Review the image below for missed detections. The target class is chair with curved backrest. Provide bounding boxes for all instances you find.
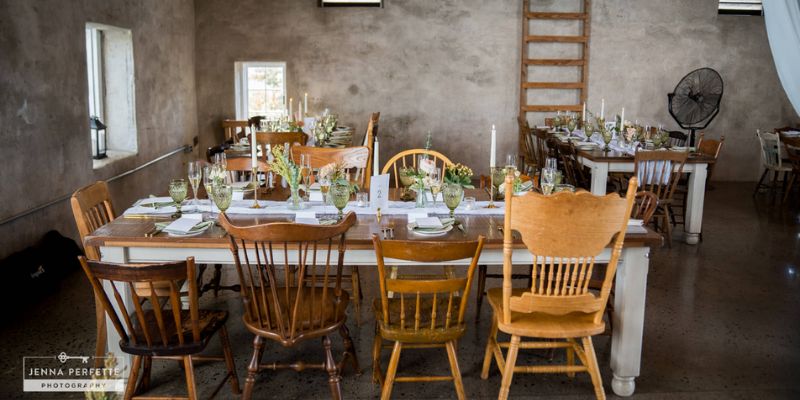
[362,112,380,180]
[481,172,637,400]
[291,146,370,187]
[381,149,453,187]
[223,119,249,143]
[780,134,800,203]
[255,131,308,158]
[218,212,359,400]
[70,181,116,367]
[371,236,485,400]
[79,256,240,400]
[754,130,792,198]
[668,130,688,147]
[633,150,688,247]
[696,132,725,182]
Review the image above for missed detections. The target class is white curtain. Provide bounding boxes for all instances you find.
[763,0,800,117]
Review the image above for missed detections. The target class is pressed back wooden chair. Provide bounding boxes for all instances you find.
[371,236,485,400]
[362,112,380,179]
[780,134,800,203]
[633,150,688,247]
[218,212,359,400]
[79,256,240,400]
[222,119,249,143]
[481,172,637,400]
[381,149,453,187]
[70,181,116,366]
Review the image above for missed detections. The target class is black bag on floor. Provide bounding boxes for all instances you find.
[1,230,82,302]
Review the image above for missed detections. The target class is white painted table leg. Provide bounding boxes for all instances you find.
[684,164,707,245]
[610,247,650,397]
[590,162,610,195]
[99,246,133,375]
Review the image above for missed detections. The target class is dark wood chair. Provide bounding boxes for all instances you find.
[371,236,485,400]
[633,150,688,247]
[558,141,589,189]
[218,212,359,400]
[780,134,800,203]
[222,119,249,143]
[668,130,688,147]
[79,256,240,400]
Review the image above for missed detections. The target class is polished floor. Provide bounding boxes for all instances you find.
[2,182,798,399]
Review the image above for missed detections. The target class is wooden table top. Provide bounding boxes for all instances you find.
[86,188,664,251]
[576,148,716,164]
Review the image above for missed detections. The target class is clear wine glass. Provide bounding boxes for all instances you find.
[213,152,227,168]
[168,179,188,217]
[541,169,556,195]
[319,176,331,207]
[429,168,442,208]
[187,161,202,205]
[300,156,312,200]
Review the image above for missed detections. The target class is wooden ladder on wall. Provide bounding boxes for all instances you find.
[519,0,591,135]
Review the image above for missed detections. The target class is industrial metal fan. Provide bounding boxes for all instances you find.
[668,67,723,145]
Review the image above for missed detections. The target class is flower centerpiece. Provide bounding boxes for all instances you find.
[314,113,338,146]
[268,144,303,209]
[444,163,475,189]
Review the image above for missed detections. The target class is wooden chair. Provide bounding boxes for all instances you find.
[480,172,637,400]
[519,116,537,174]
[533,128,552,171]
[633,150,688,247]
[371,236,485,400]
[780,134,800,203]
[671,132,725,227]
[362,112,380,180]
[754,130,792,198]
[668,130,688,147]
[633,190,659,225]
[79,256,240,400]
[291,146,370,187]
[255,131,308,159]
[222,119,249,143]
[558,141,589,189]
[218,212,359,400]
[381,149,453,187]
[70,181,116,367]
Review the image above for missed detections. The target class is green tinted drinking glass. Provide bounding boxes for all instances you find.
[168,179,188,217]
[330,183,351,218]
[443,183,464,218]
[212,184,233,214]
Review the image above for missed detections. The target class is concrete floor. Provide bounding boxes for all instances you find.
[2,182,799,399]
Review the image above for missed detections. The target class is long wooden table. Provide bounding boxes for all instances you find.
[576,148,715,245]
[86,189,662,397]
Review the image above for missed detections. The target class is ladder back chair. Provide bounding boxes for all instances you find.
[780,134,800,203]
[71,181,116,366]
[371,236,485,400]
[381,149,453,188]
[481,171,637,400]
[79,256,240,400]
[222,119,249,143]
[218,212,359,400]
[362,112,380,180]
[632,150,688,247]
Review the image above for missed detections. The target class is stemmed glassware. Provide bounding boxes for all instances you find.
[319,176,331,207]
[429,168,442,208]
[300,155,312,201]
[541,169,556,195]
[443,183,463,218]
[211,184,232,216]
[213,152,227,168]
[168,179,188,217]
[187,161,202,205]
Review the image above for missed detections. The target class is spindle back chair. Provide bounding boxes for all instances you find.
[79,256,239,400]
[780,134,800,203]
[633,150,688,246]
[218,212,359,400]
[481,171,637,400]
[363,112,380,180]
[371,237,485,400]
[223,119,249,143]
[381,149,453,188]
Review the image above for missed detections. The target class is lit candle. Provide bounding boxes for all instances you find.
[289,98,293,121]
[304,92,308,115]
[600,99,605,119]
[250,126,257,169]
[490,125,496,168]
[373,137,380,176]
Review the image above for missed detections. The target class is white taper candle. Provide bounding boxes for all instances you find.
[490,125,497,168]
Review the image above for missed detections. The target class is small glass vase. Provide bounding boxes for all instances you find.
[414,184,427,208]
[287,185,303,210]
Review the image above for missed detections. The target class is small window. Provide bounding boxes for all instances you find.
[718,0,763,15]
[235,62,287,120]
[85,23,137,165]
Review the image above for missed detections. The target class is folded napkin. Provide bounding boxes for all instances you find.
[570,129,587,139]
[409,217,455,231]
[138,196,175,208]
[157,214,210,235]
[498,180,533,194]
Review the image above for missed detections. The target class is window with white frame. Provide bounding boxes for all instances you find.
[235,62,287,120]
[86,27,104,125]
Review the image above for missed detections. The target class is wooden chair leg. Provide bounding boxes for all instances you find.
[581,337,606,400]
[475,265,487,322]
[380,341,402,400]
[372,325,384,385]
[323,335,343,400]
[242,335,263,400]
[219,325,241,394]
[93,294,107,369]
[351,266,361,324]
[339,324,360,374]
[663,208,673,248]
[498,335,521,400]
[753,169,768,196]
[445,340,466,400]
[481,315,498,379]
[183,355,198,400]
[139,356,152,392]
[566,344,575,378]
[123,355,142,400]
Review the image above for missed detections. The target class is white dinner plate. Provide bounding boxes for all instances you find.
[407,224,454,236]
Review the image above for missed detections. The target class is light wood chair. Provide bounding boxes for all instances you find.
[480,171,638,400]
[780,134,800,203]
[363,112,380,180]
[70,181,115,367]
[218,212,359,400]
[79,256,240,400]
[255,131,308,158]
[371,236,485,400]
[381,149,453,187]
[222,119,249,143]
[633,150,688,247]
[754,130,792,198]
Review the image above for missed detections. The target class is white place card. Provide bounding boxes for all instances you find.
[415,217,443,229]
[407,212,428,223]
[232,191,245,201]
[369,174,390,211]
[309,191,324,202]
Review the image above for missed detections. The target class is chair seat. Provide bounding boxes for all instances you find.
[243,286,349,342]
[120,309,227,356]
[487,288,604,339]
[373,297,466,343]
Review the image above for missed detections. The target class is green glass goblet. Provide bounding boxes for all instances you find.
[211,184,233,217]
[330,183,351,219]
[443,183,464,218]
[168,179,188,218]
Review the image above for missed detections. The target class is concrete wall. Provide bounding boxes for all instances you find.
[195,0,798,182]
[0,0,198,259]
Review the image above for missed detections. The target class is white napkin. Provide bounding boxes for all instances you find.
[628,219,643,226]
[415,217,443,229]
[295,211,318,225]
[163,214,203,234]
[407,212,428,223]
